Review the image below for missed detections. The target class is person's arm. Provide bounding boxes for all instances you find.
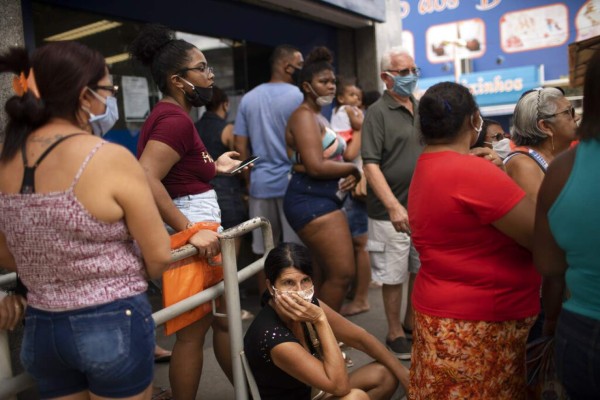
[270,293,351,396]
[221,123,235,150]
[469,147,505,171]
[0,292,26,331]
[322,301,409,390]
[233,135,251,189]
[289,108,360,181]
[346,106,364,132]
[108,145,172,279]
[0,232,16,271]
[533,149,575,335]
[343,129,361,161]
[363,163,409,233]
[138,140,190,232]
[505,155,545,202]
[491,196,535,250]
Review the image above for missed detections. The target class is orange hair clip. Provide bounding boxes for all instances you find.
[12,72,28,97]
[12,69,40,99]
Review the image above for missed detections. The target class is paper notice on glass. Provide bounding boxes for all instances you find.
[122,76,150,120]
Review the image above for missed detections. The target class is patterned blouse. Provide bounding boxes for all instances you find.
[0,142,148,310]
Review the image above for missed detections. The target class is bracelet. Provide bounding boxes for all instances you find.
[185,222,195,229]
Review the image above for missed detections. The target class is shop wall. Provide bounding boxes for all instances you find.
[0,0,25,135]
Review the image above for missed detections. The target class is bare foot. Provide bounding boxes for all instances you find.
[340,302,370,317]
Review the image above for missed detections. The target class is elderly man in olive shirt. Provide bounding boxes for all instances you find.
[361,47,423,360]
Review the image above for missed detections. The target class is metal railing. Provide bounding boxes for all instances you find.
[0,216,273,400]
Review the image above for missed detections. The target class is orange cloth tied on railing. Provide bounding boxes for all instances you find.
[163,221,223,336]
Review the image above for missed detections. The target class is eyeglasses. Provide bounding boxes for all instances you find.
[177,65,214,76]
[386,67,421,77]
[541,106,576,120]
[90,84,119,96]
[488,133,504,141]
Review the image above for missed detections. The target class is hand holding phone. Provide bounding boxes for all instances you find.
[229,155,259,174]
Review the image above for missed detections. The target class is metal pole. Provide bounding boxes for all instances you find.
[0,273,16,287]
[0,330,17,400]
[221,236,247,400]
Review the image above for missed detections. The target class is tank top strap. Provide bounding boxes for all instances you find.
[20,133,85,194]
[69,141,106,190]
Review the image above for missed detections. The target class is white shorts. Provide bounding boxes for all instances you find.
[167,190,222,233]
[249,196,302,255]
[367,218,420,285]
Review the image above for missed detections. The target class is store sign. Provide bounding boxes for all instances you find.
[460,65,540,105]
[415,65,540,106]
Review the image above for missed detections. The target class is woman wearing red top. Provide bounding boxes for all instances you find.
[407,82,540,399]
[130,24,242,400]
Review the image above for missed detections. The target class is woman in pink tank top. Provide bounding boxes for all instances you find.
[0,41,171,399]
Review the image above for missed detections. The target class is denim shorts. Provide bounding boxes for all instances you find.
[343,196,368,237]
[555,308,600,399]
[212,177,248,229]
[21,293,155,398]
[283,172,344,232]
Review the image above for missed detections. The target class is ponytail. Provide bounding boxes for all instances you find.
[0,47,48,161]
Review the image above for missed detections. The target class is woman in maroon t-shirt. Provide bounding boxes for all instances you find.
[131,24,243,400]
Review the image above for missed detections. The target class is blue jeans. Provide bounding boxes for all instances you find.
[21,293,155,398]
[555,308,600,399]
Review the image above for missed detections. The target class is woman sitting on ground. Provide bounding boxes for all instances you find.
[244,242,409,400]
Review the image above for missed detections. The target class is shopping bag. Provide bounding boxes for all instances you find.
[163,221,223,336]
[526,336,569,400]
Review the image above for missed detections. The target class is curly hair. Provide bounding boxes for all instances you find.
[297,46,334,87]
[129,24,195,95]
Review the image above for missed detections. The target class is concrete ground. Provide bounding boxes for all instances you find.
[152,281,410,400]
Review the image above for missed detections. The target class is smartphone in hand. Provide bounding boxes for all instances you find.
[230,155,260,174]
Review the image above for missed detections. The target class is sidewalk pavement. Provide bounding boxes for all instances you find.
[152,283,410,400]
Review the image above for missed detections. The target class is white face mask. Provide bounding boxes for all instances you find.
[272,285,315,302]
[307,83,334,106]
[491,138,511,159]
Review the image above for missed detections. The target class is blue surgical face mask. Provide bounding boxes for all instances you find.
[85,89,119,137]
[385,72,418,97]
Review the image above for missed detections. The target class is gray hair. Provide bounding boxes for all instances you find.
[511,87,564,146]
[380,47,412,72]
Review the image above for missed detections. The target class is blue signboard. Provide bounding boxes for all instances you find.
[459,65,540,106]
[400,0,598,83]
[416,65,541,106]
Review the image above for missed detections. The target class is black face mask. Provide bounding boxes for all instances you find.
[180,77,213,107]
[289,65,302,86]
